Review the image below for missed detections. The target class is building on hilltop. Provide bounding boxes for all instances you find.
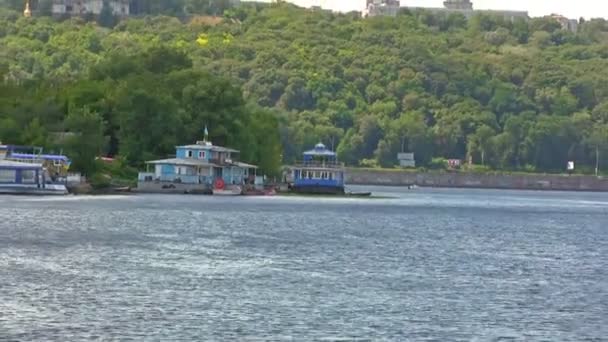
[403,0,528,22]
[364,0,401,17]
[549,13,579,33]
[443,0,472,11]
[52,0,130,17]
[361,0,528,23]
[23,0,32,17]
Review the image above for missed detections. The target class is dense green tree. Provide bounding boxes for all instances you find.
[114,81,180,165]
[1,3,608,174]
[467,125,495,166]
[97,0,117,28]
[585,124,608,175]
[64,107,107,175]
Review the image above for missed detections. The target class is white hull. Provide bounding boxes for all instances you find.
[212,186,242,196]
[0,184,68,196]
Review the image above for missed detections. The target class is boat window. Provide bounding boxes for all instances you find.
[329,172,333,180]
[21,170,36,184]
[308,171,312,179]
[0,169,16,182]
[187,150,193,158]
[199,151,205,159]
[314,171,320,179]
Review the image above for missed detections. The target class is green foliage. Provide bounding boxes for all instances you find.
[97,0,117,28]
[89,172,111,189]
[1,4,608,175]
[428,157,448,170]
[64,107,107,176]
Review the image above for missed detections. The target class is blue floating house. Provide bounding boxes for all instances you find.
[290,142,345,194]
[0,144,71,181]
[137,139,259,193]
[0,144,70,195]
[0,159,68,195]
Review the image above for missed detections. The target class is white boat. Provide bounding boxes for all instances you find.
[212,186,242,196]
[0,184,68,196]
[0,160,68,196]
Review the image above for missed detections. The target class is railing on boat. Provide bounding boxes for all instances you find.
[3,156,45,164]
[138,173,214,185]
[291,161,345,169]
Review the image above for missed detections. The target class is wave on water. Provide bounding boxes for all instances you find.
[7,195,134,202]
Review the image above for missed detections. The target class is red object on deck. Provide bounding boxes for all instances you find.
[214,178,225,190]
[97,157,116,163]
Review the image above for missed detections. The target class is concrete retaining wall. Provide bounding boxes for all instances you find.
[346,168,608,192]
[136,181,211,194]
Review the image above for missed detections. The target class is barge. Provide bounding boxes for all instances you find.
[137,132,263,195]
[0,144,70,195]
[288,142,346,195]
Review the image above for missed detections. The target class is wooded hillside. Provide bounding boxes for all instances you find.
[1,2,608,174]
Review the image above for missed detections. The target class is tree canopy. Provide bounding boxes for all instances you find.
[2,3,608,174]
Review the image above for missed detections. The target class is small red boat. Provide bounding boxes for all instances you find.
[242,187,276,196]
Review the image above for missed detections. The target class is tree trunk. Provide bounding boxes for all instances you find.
[596,146,600,176]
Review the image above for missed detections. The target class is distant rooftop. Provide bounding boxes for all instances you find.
[0,159,43,169]
[177,141,240,154]
[303,142,336,157]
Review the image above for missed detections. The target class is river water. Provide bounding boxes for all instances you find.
[1,187,607,341]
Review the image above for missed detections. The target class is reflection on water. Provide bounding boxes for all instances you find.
[0,187,607,340]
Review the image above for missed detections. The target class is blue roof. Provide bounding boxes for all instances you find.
[303,142,336,157]
[0,160,42,170]
[10,153,70,162]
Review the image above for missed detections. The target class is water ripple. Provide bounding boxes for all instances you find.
[0,188,607,340]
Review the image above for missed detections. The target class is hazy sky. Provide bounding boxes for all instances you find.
[267,0,608,19]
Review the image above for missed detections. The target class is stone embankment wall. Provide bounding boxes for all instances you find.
[136,182,210,194]
[346,168,608,192]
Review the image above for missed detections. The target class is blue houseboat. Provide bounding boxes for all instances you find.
[0,144,70,195]
[290,143,345,194]
[137,139,260,194]
[0,160,69,195]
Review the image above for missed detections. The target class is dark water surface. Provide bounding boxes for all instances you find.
[1,187,607,341]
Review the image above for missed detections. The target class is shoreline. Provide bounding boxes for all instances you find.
[346,168,608,193]
[61,168,608,195]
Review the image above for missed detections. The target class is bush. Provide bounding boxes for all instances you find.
[522,164,537,173]
[360,158,379,168]
[428,157,448,170]
[466,164,492,173]
[90,172,111,189]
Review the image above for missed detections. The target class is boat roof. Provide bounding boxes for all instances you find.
[0,144,43,151]
[10,153,70,161]
[233,161,258,169]
[177,143,239,153]
[0,160,43,169]
[146,158,257,169]
[146,158,219,167]
[303,142,336,157]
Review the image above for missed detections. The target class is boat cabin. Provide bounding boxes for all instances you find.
[291,142,345,194]
[0,144,72,183]
[138,139,259,190]
[0,160,44,186]
[0,159,67,195]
